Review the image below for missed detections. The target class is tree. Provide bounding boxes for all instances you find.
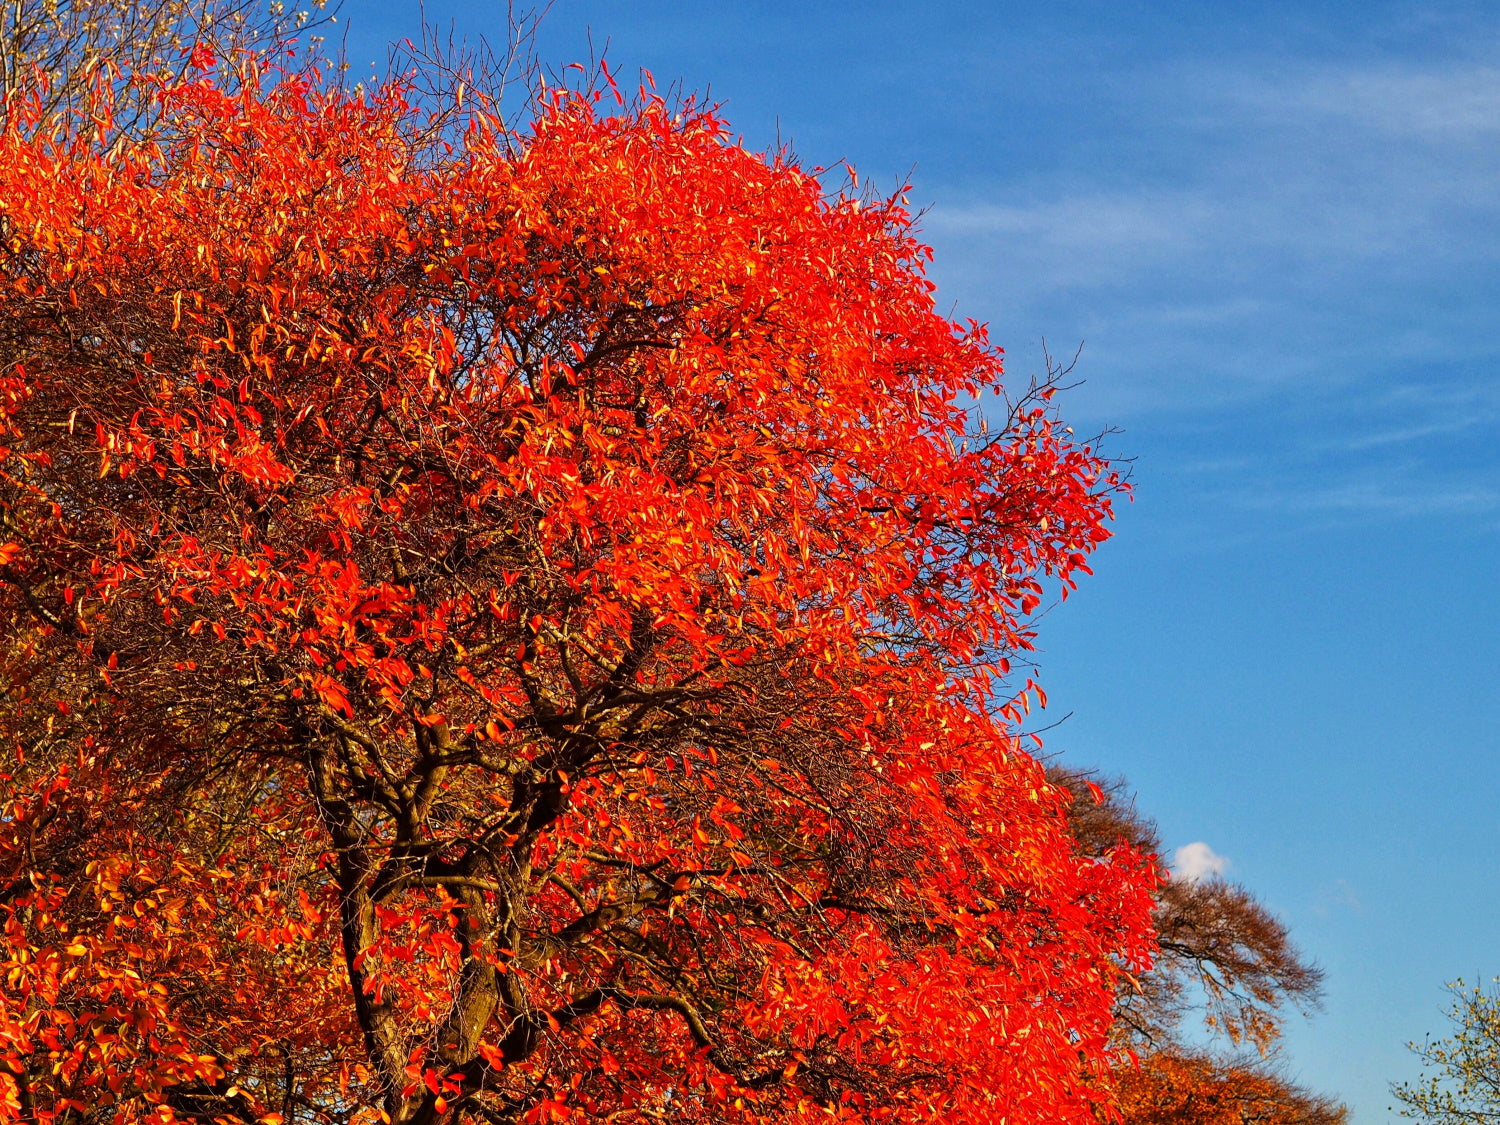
[1392,978,1500,1124]
[0,0,334,137]
[1050,769,1346,1124]
[1113,1049,1346,1125]
[0,64,1159,1125]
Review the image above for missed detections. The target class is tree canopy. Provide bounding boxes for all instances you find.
[0,64,1159,1124]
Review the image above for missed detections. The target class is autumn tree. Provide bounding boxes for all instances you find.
[1051,769,1346,1124]
[1113,1051,1345,1125]
[0,62,1158,1125]
[1392,977,1500,1124]
[0,0,336,137]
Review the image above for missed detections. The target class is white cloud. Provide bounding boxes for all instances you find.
[1172,841,1230,884]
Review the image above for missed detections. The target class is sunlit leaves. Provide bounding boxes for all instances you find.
[0,60,1151,1125]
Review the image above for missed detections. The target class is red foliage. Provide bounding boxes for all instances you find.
[0,67,1156,1124]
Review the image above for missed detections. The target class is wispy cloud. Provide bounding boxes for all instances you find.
[917,48,1500,532]
[1171,841,1230,884]
[1313,878,1366,919]
[1334,416,1496,452]
[922,52,1500,422]
[1234,64,1500,141]
[926,193,1217,257]
[1245,479,1500,518]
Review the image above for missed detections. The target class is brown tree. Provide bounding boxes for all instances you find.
[1115,1049,1347,1125]
[1050,767,1347,1123]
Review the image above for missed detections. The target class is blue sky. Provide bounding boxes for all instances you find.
[343,3,1500,1119]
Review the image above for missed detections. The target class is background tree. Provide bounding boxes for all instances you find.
[0,0,336,136]
[0,61,1157,1125]
[1113,1050,1346,1125]
[1392,978,1500,1124]
[1051,768,1347,1124]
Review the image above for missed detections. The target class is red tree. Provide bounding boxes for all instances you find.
[0,65,1157,1124]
